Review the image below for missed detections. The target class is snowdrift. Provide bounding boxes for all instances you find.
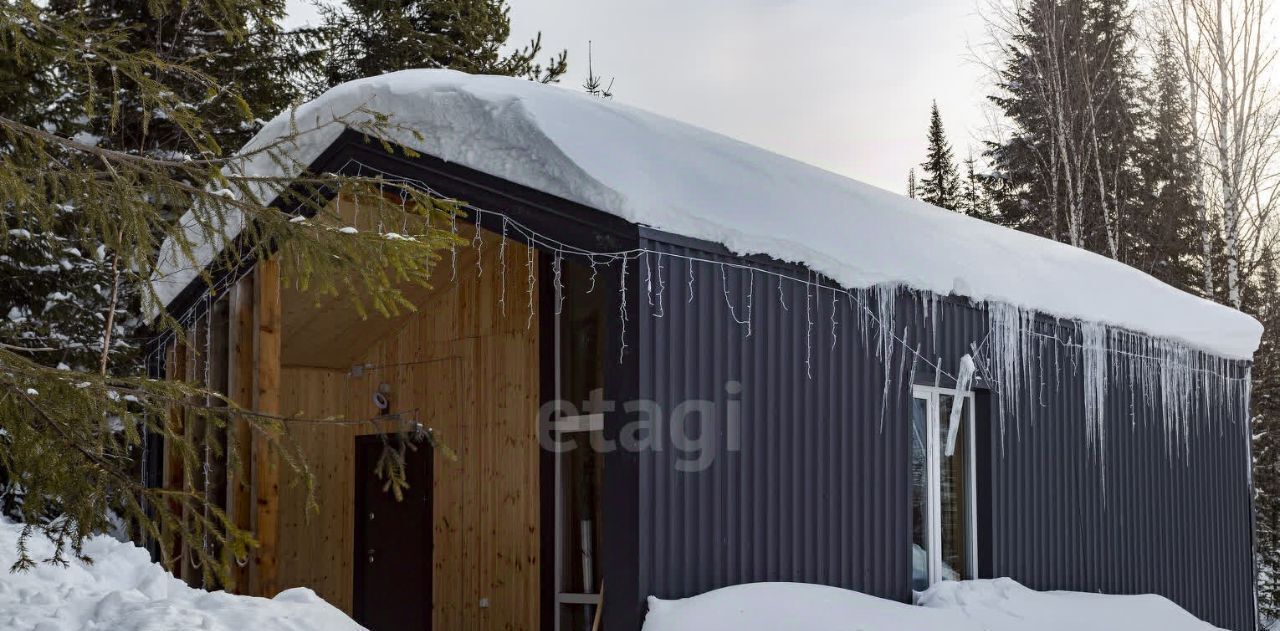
[0,519,361,631]
[641,579,1221,631]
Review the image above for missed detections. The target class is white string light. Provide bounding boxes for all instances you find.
[830,288,838,350]
[654,253,666,318]
[618,259,628,364]
[146,156,1253,474]
[686,261,695,303]
[449,211,458,282]
[499,216,508,316]
[472,208,484,278]
[720,263,751,334]
[587,255,599,293]
[644,252,655,309]
[553,250,564,316]
[804,270,813,380]
[526,235,536,330]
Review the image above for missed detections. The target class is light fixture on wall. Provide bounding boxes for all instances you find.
[373,382,391,414]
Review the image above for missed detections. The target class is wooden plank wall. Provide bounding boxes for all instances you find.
[225,273,256,591]
[157,263,281,597]
[252,258,282,596]
[275,229,542,630]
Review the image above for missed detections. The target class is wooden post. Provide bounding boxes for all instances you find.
[162,340,186,574]
[181,315,205,586]
[251,258,282,597]
[226,273,256,593]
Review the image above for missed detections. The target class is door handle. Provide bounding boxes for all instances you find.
[368,548,375,564]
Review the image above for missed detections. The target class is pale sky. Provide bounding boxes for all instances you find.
[286,0,991,194]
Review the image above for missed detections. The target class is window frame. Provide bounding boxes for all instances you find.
[911,384,979,587]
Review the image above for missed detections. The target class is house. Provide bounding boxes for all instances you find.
[145,70,1263,631]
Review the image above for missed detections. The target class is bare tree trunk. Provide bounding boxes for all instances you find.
[1165,0,1217,296]
[1167,0,1279,310]
[1212,0,1243,307]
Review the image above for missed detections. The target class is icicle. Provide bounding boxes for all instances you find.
[876,284,897,362]
[856,287,870,351]
[1080,322,1108,471]
[877,323,904,433]
[931,292,940,352]
[986,302,1023,450]
[945,354,975,457]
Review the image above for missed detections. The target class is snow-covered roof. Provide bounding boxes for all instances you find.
[153,70,1262,360]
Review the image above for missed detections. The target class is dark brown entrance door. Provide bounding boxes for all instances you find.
[353,435,432,630]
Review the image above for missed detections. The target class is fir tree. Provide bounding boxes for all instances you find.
[46,0,304,154]
[985,0,1142,258]
[1131,32,1202,295]
[1253,251,1280,621]
[959,154,991,221]
[0,0,460,585]
[918,102,960,210]
[0,0,312,381]
[907,168,917,199]
[0,6,124,376]
[302,0,567,97]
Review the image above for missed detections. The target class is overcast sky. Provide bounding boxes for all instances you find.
[286,0,991,194]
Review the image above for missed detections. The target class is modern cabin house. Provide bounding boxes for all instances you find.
[146,71,1263,631]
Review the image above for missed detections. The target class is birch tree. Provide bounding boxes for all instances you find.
[1163,0,1280,309]
[983,0,1142,259]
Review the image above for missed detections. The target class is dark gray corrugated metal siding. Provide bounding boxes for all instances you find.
[634,232,1254,630]
[981,318,1254,631]
[636,239,915,604]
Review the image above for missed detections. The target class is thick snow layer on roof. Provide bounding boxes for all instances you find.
[153,69,1261,359]
[641,579,1220,631]
[0,519,360,631]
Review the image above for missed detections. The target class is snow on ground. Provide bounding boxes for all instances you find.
[154,69,1260,359]
[0,519,362,631]
[641,579,1221,631]
[642,582,982,631]
[918,578,1220,631]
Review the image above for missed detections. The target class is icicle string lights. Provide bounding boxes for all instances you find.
[146,158,1255,479]
[553,250,564,316]
[618,258,629,364]
[499,216,508,315]
[654,253,666,318]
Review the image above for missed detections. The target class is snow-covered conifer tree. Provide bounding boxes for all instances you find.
[918,102,961,210]
[0,0,461,587]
